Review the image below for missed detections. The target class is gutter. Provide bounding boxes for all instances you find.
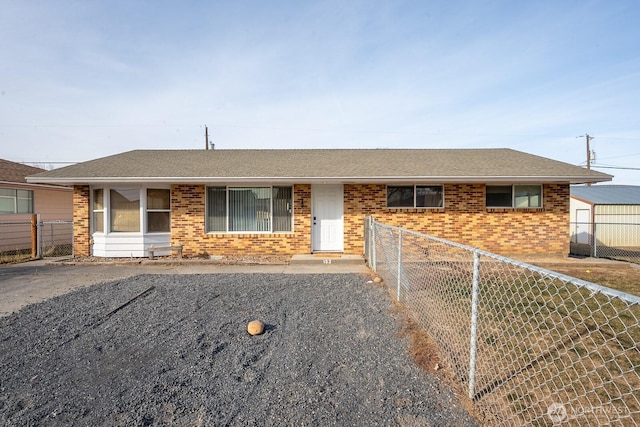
[27,175,613,186]
[0,180,73,190]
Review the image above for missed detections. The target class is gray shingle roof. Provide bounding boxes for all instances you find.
[27,148,612,185]
[571,185,640,204]
[0,158,45,183]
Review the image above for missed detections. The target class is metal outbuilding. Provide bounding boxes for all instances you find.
[570,185,640,249]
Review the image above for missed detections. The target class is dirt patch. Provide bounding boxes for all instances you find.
[397,309,480,420]
[60,254,292,265]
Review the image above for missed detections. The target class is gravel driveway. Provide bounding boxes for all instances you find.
[0,273,476,426]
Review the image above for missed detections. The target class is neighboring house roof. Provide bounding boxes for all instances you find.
[571,185,640,205]
[0,158,45,184]
[27,148,612,185]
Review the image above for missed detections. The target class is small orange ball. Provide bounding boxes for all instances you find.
[247,320,265,336]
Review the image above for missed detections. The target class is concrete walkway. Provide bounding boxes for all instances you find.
[0,256,372,317]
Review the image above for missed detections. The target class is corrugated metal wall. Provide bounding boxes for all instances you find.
[594,205,640,246]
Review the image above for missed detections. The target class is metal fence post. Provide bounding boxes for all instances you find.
[371,217,377,272]
[593,222,598,258]
[36,215,43,259]
[397,229,403,301]
[49,222,54,254]
[468,250,481,400]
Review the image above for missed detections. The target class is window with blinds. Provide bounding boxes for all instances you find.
[206,186,293,233]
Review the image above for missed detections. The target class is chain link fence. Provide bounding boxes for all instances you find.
[0,219,72,263]
[570,222,640,264]
[39,220,73,257]
[0,220,34,263]
[365,216,640,426]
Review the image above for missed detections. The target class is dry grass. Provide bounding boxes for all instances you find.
[537,264,640,297]
[375,256,640,426]
[513,256,640,297]
[0,252,31,265]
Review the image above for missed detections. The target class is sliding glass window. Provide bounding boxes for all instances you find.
[206,186,293,233]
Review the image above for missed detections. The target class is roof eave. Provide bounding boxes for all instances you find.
[27,175,612,186]
[2,180,73,190]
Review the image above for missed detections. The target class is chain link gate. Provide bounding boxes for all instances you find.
[38,220,73,258]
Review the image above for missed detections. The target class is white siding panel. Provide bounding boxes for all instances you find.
[91,233,170,257]
[91,234,107,257]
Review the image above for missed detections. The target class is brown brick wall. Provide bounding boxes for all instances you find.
[170,184,312,257]
[73,183,570,257]
[345,183,570,256]
[73,185,91,256]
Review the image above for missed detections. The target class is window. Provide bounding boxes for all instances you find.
[206,186,293,233]
[0,188,33,214]
[92,187,170,233]
[514,185,542,208]
[486,185,542,208]
[110,189,140,232]
[387,185,443,208]
[147,189,170,232]
[272,187,293,232]
[92,189,104,232]
[207,187,226,232]
[486,186,512,207]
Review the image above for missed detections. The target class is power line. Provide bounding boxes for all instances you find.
[595,152,640,161]
[597,136,640,141]
[591,165,640,171]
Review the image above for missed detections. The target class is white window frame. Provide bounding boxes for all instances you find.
[386,185,444,209]
[146,188,171,233]
[91,186,171,234]
[206,185,294,234]
[109,188,142,233]
[92,188,105,233]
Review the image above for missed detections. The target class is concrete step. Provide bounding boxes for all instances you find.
[290,254,366,265]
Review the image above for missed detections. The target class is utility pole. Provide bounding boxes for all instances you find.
[205,125,209,150]
[578,133,594,186]
[585,133,593,171]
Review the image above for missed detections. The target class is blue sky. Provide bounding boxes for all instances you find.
[1,0,639,184]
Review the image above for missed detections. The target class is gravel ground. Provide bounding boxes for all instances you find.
[0,273,477,426]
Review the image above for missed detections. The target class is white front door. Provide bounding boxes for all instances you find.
[312,184,344,252]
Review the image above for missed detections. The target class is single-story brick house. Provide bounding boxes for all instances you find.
[27,148,611,258]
